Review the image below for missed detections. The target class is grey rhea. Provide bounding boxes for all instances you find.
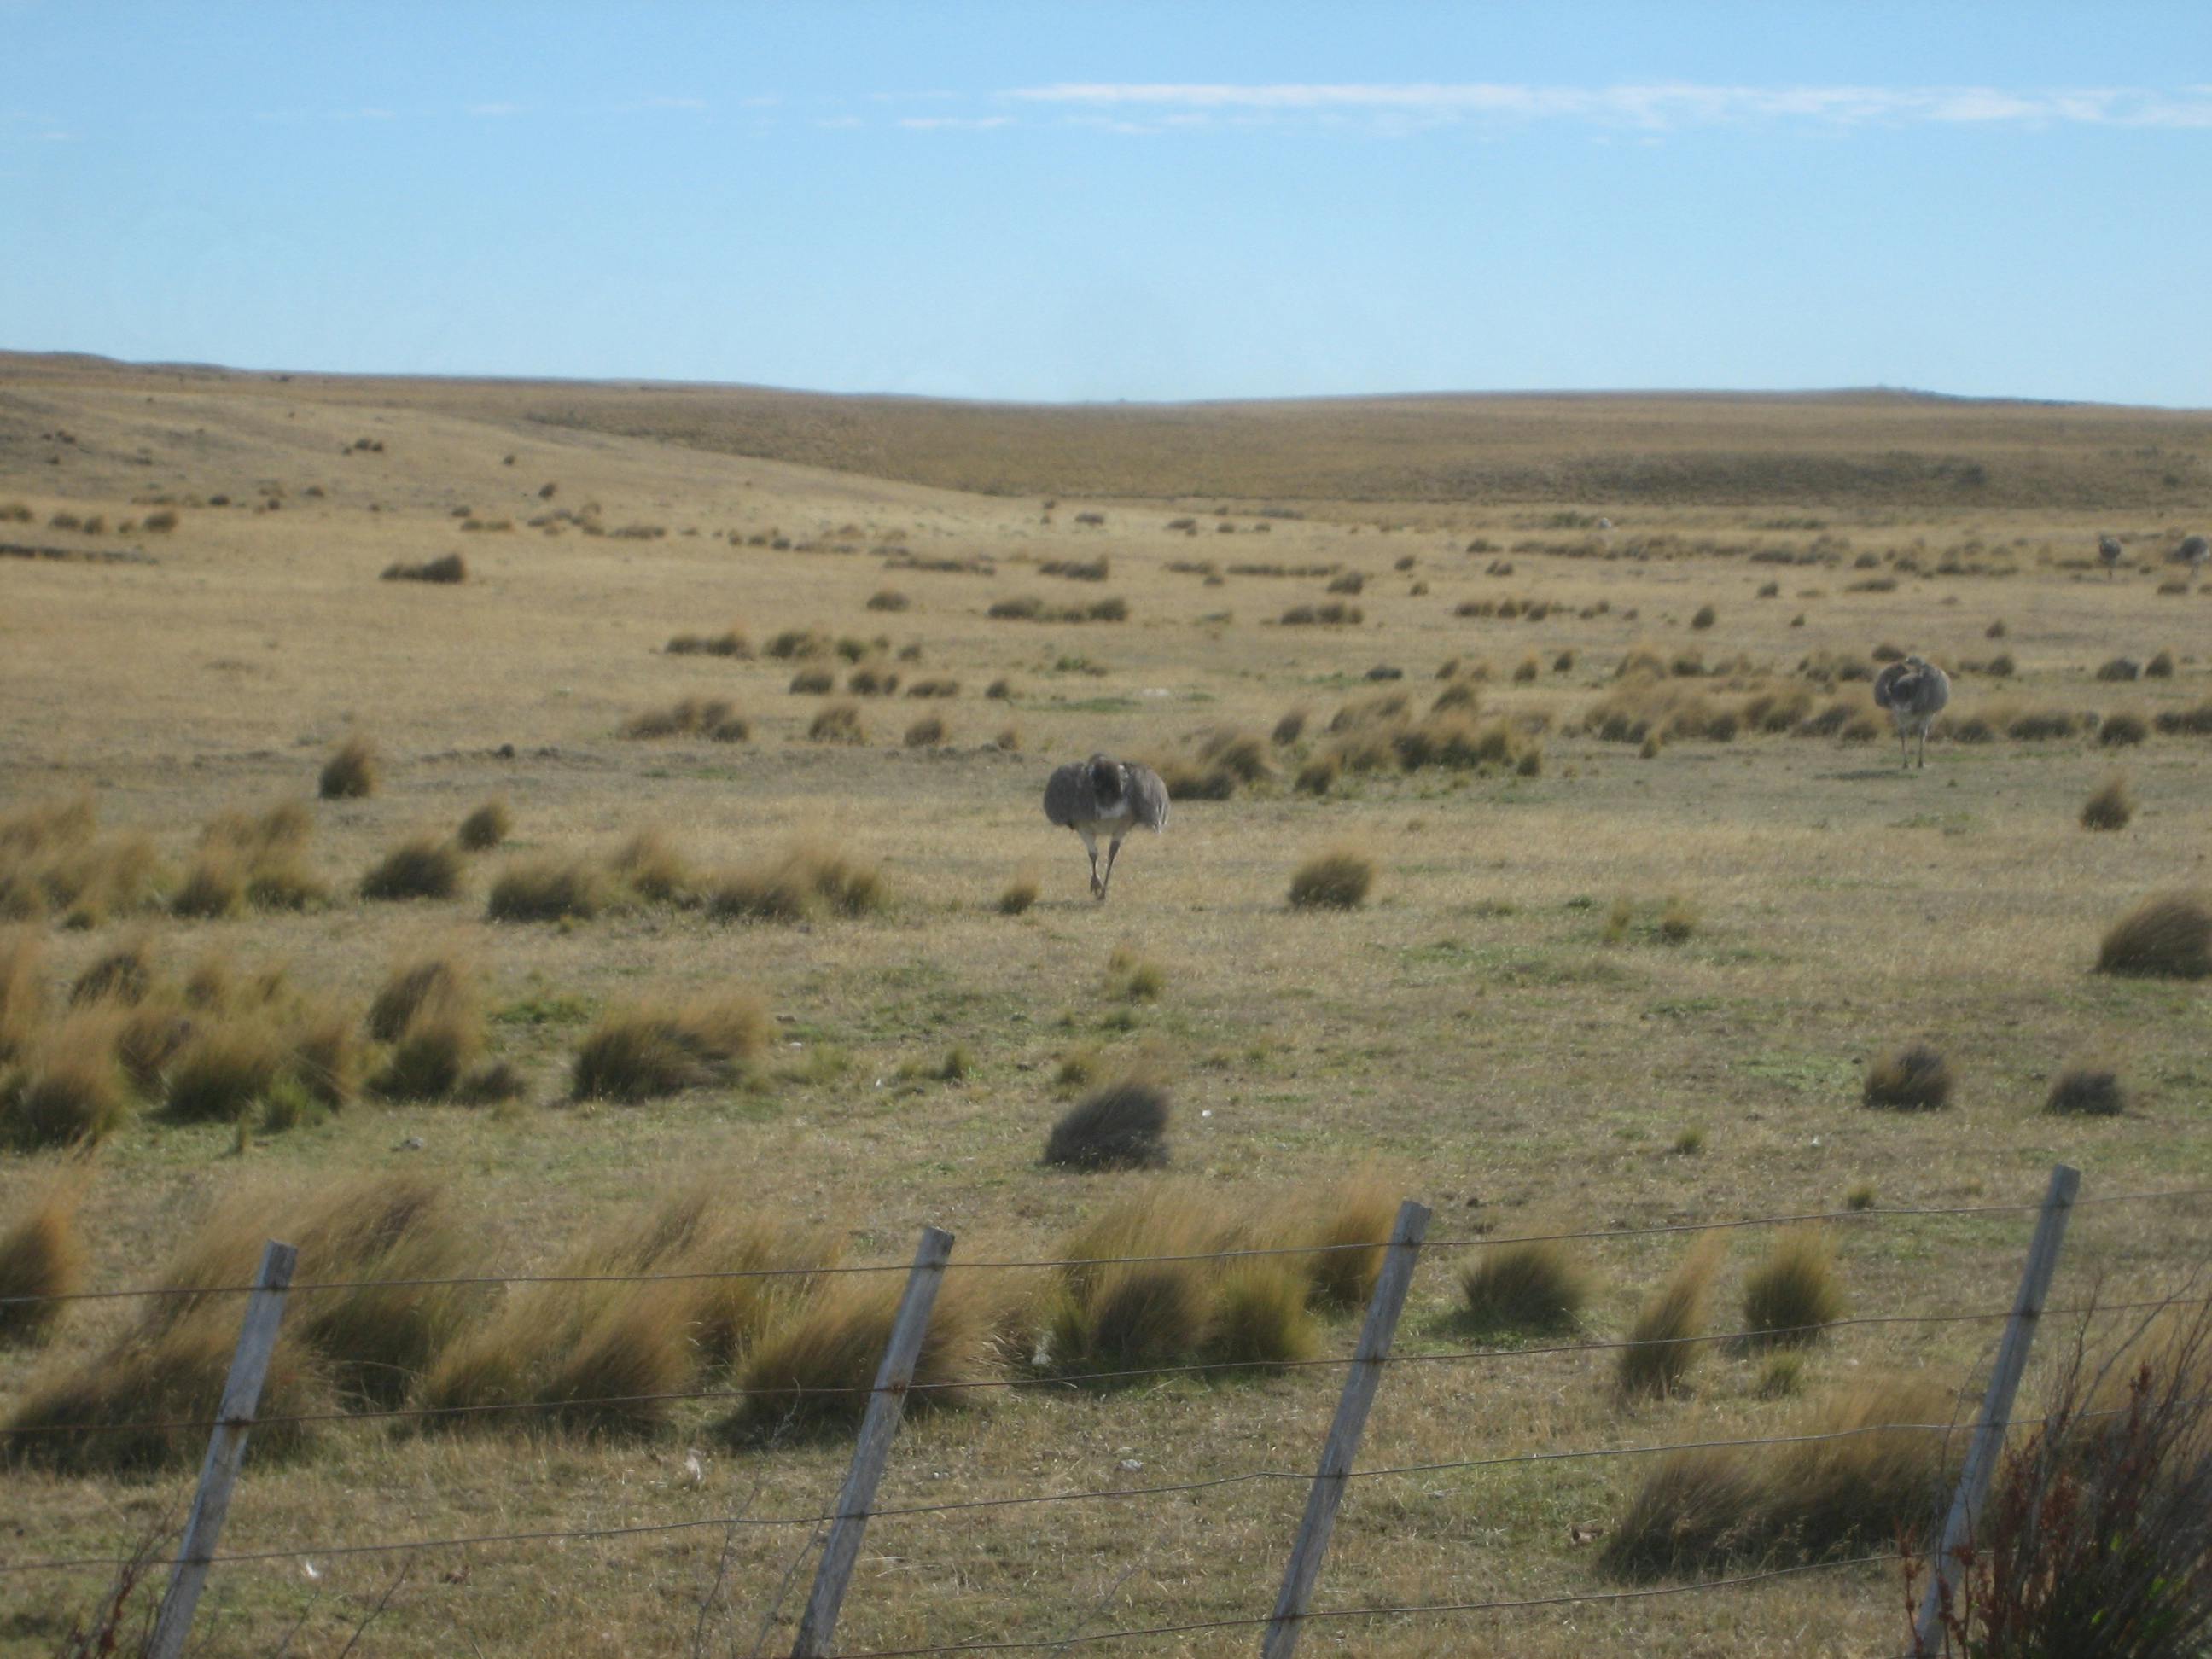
[1871,655,1951,770]
[2098,534,2123,579]
[1042,754,1170,900]
[2180,534,2209,581]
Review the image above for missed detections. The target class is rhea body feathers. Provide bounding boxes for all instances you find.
[1043,754,1169,900]
[1872,655,1951,770]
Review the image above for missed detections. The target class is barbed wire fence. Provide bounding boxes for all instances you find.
[4,1167,2208,1656]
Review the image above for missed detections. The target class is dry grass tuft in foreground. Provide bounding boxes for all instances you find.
[358,835,464,902]
[2080,775,2134,831]
[1604,1376,1954,1579]
[367,952,487,1101]
[0,1181,87,1346]
[1459,1238,1594,1335]
[1289,847,1375,910]
[571,993,768,1102]
[1617,1235,1725,1399]
[2095,891,2210,980]
[419,1185,837,1436]
[1740,1227,1844,1347]
[725,1273,1003,1436]
[1864,1044,1953,1110]
[4,1173,469,1470]
[317,736,378,800]
[1045,1078,1171,1170]
[0,930,44,1062]
[68,934,158,1007]
[997,873,1038,916]
[1280,1173,1399,1312]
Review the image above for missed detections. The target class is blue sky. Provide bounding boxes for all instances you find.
[3,3,2209,405]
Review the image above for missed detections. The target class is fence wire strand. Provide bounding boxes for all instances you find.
[8,1185,2202,1313]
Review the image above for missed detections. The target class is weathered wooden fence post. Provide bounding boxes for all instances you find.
[790,1225,954,1659]
[1260,1199,1431,1659]
[145,1237,299,1659]
[1912,1163,2081,1656]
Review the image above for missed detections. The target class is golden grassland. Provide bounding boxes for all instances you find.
[0,352,2209,1656]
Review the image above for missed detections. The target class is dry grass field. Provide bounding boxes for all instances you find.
[2,351,2209,1656]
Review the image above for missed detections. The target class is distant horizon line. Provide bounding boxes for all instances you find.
[3,346,2205,416]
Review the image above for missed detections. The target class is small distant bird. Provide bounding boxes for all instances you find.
[1872,655,1951,771]
[1043,754,1169,900]
[2180,533,2209,582]
[2098,534,2123,579]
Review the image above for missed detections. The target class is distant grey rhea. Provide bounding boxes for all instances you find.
[1043,754,1170,900]
[1872,655,1951,770]
[2098,534,2123,579]
[2180,533,2209,581]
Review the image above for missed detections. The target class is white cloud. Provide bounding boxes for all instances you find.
[1004,81,2212,131]
[898,115,1013,131]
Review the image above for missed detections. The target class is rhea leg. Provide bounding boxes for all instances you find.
[1076,825,1101,897]
[1897,720,1910,771]
[1099,835,1123,900]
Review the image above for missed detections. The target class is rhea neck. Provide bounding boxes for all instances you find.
[1086,756,1124,806]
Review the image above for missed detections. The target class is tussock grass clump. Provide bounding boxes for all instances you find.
[788,667,835,696]
[571,994,768,1102]
[0,795,163,927]
[2153,699,2212,736]
[2081,775,2134,830]
[69,934,157,1006]
[1272,708,1307,746]
[665,624,749,658]
[170,849,246,919]
[1208,1262,1322,1367]
[1045,1079,1171,1170]
[0,1182,86,1346]
[7,1175,470,1469]
[457,797,511,851]
[1,1018,131,1150]
[998,874,1039,915]
[1198,729,1272,783]
[359,835,464,902]
[1657,894,1699,943]
[1603,1377,1953,1579]
[2095,892,2211,980]
[904,713,948,747]
[1279,600,1362,626]
[622,697,749,742]
[1741,1228,1844,1347]
[2045,1064,2124,1116]
[905,676,960,698]
[1616,1236,1724,1399]
[423,1186,839,1436]
[727,1273,1001,1434]
[381,551,467,584]
[1863,1045,1953,1110]
[2098,710,2148,747]
[0,930,43,1062]
[1278,1173,1398,1312]
[163,1020,286,1122]
[486,855,610,923]
[318,736,378,800]
[866,589,911,611]
[1105,946,1164,1002]
[709,842,886,923]
[2145,649,2176,678]
[1460,1239,1594,1335]
[1691,604,1717,630]
[808,702,866,744]
[575,825,671,904]
[367,954,476,1049]
[1289,847,1374,910]
[1294,750,1341,795]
